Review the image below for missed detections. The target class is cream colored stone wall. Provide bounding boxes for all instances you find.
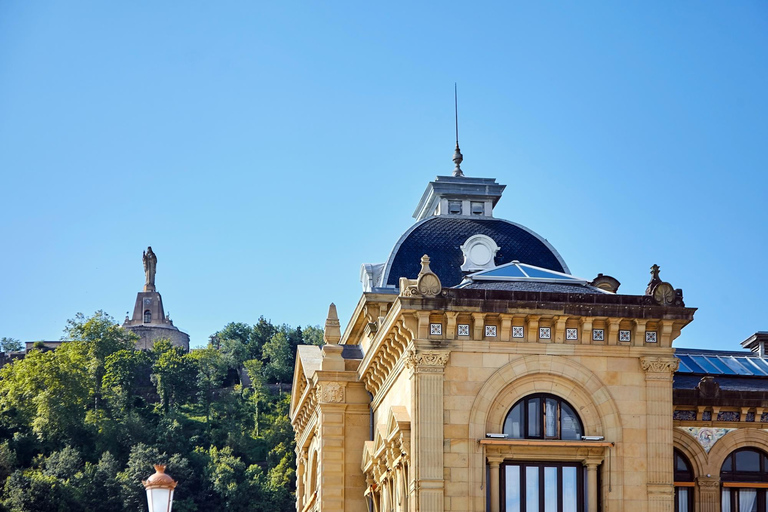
[373,370,411,428]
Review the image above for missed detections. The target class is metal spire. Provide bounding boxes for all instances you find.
[452,83,464,177]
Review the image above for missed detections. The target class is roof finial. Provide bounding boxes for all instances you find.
[452,83,464,177]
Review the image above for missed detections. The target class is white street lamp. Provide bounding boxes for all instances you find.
[142,464,177,512]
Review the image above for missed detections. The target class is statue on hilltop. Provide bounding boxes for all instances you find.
[143,247,157,291]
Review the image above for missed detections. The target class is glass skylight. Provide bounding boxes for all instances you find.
[465,261,589,284]
[675,353,768,376]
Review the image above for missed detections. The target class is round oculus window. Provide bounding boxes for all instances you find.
[469,243,492,266]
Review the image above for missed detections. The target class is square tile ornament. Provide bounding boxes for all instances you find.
[485,325,497,337]
[539,327,551,339]
[619,330,631,342]
[458,324,470,337]
[646,331,658,343]
[592,329,604,341]
[566,328,578,340]
[512,326,524,338]
[430,323,442,335]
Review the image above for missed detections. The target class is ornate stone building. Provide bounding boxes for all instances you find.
[122,247,190,351]
[290,151,768,512]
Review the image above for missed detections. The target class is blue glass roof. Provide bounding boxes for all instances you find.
[466,261,589,283]
[675,351,768,377]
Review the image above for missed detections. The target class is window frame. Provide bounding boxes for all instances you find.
[499,461,587,512]
[721,448,768,512]
[503,394,584,441]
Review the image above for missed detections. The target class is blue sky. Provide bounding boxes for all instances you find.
[1,1,766,350]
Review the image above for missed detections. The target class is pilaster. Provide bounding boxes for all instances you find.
[641,356,679,512]
[407,349,450,512]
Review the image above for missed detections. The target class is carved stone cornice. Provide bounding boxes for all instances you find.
[641,357,679,381]
[361,314,416,397]
[405,349,450,373]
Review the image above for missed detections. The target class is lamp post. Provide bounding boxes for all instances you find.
[142,464,177,512]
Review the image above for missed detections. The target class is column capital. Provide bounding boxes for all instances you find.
[406,349,450,374]
[640,356,679,381]
[487,456,504,467]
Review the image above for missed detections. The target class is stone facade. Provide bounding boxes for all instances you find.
[291,169,766,512]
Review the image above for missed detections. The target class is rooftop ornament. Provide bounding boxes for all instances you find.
[452,83,464,177]
[142,464,177,512]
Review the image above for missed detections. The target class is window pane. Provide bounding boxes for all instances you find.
[504,404,523,439]
[723,456,733,472]
[736,451,761,472]
[526,467,539,512]
[505,465,520,512]
[545,399,557,438]
[562,467,577,512]
[677,488,689,512]
[528,399,541,438]
[544,467,557,512]
[722,489,731,512]
[560,402,583,440]
[739,489,757,512]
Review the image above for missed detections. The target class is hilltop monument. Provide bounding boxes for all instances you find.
[123,247,190,351]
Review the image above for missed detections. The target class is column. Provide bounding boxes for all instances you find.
[586,462,599,512]
[407,349,450,512]
[488,457,503,512]
[296,452,306,511]
[696,477,720,512]
[641,357,679,512]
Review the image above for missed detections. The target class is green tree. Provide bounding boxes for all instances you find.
[151,342,197,414]
[261,331,293,384]
[103,349,150,412]
[64,311,137,411]
[189,348,227,425]
[0,338,22,354]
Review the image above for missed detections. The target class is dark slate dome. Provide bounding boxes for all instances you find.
[382,216,569,288]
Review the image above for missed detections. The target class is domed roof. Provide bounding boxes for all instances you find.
[382,216,569,288]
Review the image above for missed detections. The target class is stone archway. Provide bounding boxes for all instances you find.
[464,354,624,512]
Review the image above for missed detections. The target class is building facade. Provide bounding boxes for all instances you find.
[290,158,768,512]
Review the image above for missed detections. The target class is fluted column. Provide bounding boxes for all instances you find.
[697,477,720,512]
[642,357,679,512]
[407,350,450,512]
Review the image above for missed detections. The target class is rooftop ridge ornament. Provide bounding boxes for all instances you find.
[452,83,464,177]
[324,303,342,345]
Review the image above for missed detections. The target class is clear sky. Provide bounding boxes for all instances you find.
[1,1,766,350]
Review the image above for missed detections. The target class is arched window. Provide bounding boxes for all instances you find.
[721,448,768,512]
[674,449,694,512]
[143,310,151,323]
[503,393,584,440]
[500,395,587,512]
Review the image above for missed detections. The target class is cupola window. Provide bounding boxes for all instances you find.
[471,201,484,215]
[448,201,462,214]
[143,310,151,323]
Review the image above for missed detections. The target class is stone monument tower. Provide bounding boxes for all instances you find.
[122,247,190,351]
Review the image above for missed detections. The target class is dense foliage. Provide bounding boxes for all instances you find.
[0,312,320,511]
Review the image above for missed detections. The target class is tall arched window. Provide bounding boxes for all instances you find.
[674,449,694,512]
[143,310,151,323]
[500,395,587,512]
[503,393,584,440]
[721,448,768,512]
